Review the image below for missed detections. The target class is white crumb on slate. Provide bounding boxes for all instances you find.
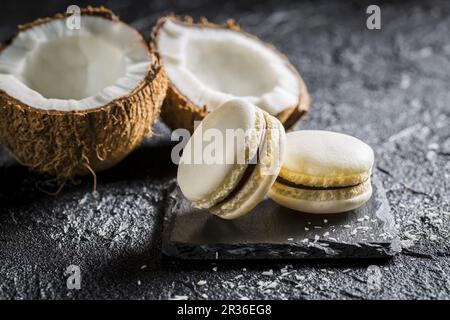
[262,270,274,276]
[197,280,207,286]
[342,269,352,273]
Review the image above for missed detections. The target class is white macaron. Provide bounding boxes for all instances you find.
[177,99,286,219]
[269,130,374,214]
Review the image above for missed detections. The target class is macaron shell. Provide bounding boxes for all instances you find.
[280,130,374,187]
[177,100,263,207]
[268,179,372,214]
[211,112,286,219]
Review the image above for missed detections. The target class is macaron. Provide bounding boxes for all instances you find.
[177,99,286,220]
[269,130,374,214]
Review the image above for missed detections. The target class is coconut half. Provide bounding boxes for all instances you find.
[151,16,310,132]
[0,7,167,179]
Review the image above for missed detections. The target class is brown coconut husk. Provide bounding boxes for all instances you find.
[150,15,311,133]
[0,7,168,180]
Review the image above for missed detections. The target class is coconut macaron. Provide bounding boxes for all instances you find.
[269,130,374,214]
[177,99,286,220]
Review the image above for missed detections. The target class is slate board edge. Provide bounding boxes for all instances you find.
[161,241,395,260]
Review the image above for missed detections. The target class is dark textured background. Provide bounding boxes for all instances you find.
[0,0,449,299]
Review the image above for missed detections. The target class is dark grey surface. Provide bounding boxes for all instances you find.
[0,0,450,299]
[164,175,397,260]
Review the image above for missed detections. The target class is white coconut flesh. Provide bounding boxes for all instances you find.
[0,15,151,111]
[157,20,300,115]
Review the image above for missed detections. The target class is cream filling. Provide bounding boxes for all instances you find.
[271,178,372,202]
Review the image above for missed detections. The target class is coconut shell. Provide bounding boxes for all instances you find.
[150,15,311,133]
[0,7,168,179]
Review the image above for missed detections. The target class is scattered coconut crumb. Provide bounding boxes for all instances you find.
[401,239,415,249]
[262,270,274,276]
[342,269,351,273]
[295,275,306,281]
[404,231,418,241]
[428,143,440,151]
[259,280,278,289]
[225,282,235,289]
[197,280,207,286]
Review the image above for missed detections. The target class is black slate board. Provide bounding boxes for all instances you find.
[163,173,398,260]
